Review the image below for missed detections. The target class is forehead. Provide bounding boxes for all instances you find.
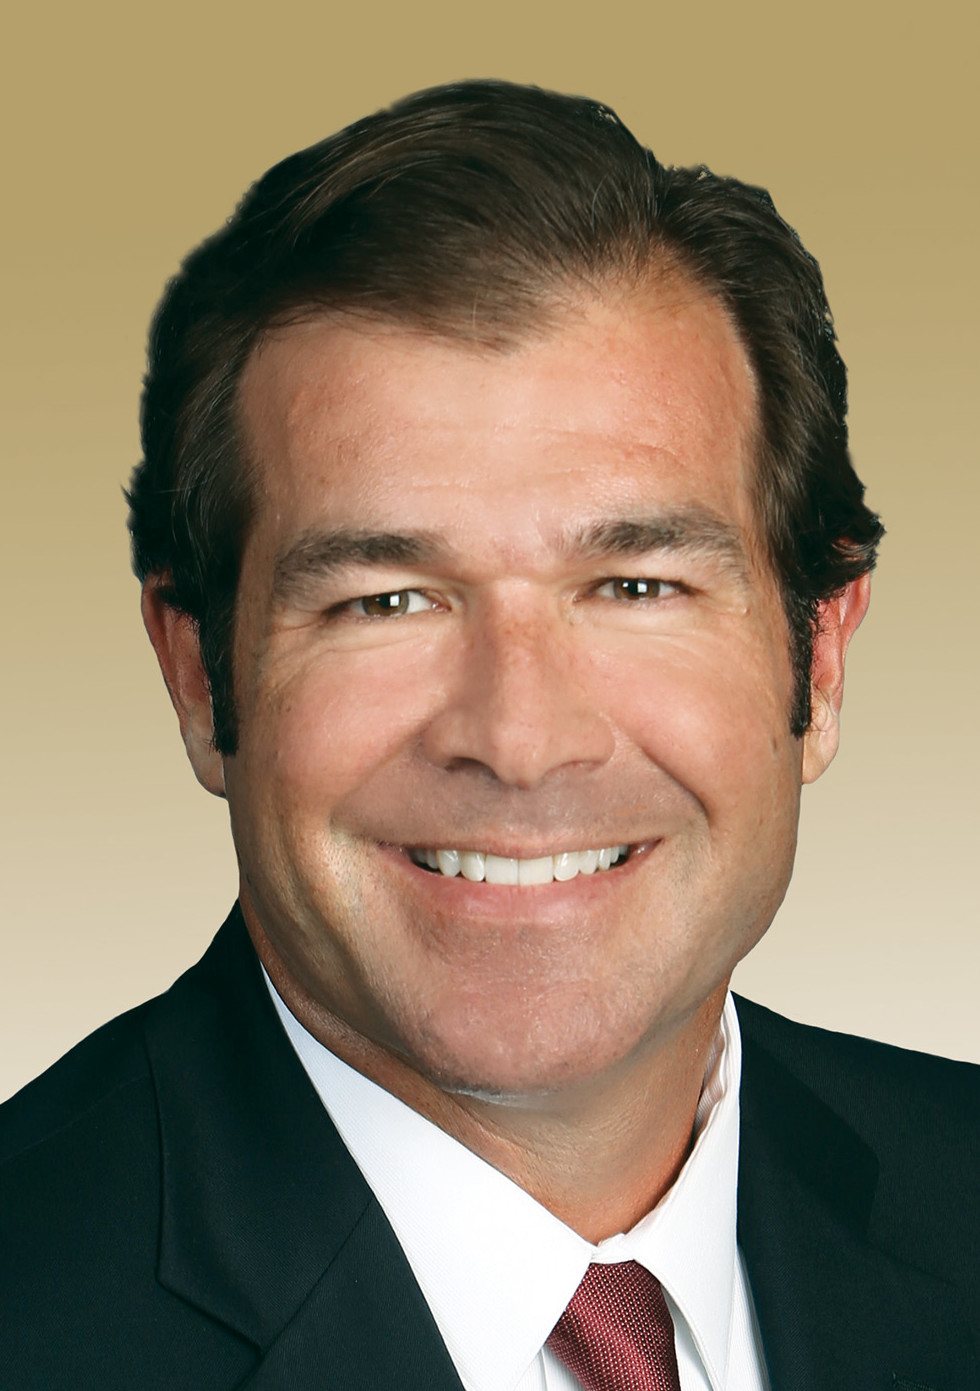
[237,283,761,560]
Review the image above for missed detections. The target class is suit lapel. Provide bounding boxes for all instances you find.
[143,907,464,1390]
[737,1006,976,1391]
[140,924,975,1389]
[237,1203,465,1390]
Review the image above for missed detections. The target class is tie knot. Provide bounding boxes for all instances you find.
[547,1260,681,1391]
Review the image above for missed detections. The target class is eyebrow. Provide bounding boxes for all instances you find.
[568,508,750,580]
[272,528,443,605]
[271,505,750,605]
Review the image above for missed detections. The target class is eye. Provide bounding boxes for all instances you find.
[595,578,680,601]
[349,589,433,618]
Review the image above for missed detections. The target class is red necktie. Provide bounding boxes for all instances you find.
[547,1261,682,1391]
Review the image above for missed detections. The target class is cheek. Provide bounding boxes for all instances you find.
[244,645,447,812]
[599,629,800,814]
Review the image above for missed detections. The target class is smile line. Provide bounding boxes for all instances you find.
[407,844,631,885]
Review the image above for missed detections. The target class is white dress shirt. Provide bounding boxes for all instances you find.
[266,976,769,1391]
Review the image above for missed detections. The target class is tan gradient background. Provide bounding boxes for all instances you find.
[2,1,977,1101]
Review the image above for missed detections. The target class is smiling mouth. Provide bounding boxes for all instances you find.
[407,844,631,885]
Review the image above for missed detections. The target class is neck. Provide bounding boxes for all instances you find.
[256,922,727,1242]
[437,994,725,1241]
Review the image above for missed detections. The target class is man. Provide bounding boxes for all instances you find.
[1,80,976,1390]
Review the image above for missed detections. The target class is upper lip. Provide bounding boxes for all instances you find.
[392,838,653,858]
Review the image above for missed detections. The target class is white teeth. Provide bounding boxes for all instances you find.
[459,850,486,882]
[412,844,630,884]
[552,851,579,882]
[518,856,554,886]
[436,848,461,877]
[485,855,519,885]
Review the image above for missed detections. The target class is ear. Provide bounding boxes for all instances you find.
[802,572,872,784]
[141,578,226,797]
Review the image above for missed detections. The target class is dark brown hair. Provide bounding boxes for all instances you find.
[128,79,882,753]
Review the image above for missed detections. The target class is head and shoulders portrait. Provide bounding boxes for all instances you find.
[2,15,977,1391]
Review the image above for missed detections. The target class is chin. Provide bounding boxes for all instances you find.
[415,1052,609,1107]
[390,988,649,1104]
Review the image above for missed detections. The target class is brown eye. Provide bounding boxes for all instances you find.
[600,578,677,600]
[616,579,654,600]
[355,590,429,618]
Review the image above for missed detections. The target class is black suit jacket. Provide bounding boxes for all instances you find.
[2,905,977,1389]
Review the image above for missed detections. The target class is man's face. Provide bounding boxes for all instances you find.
[217,284,811,1099]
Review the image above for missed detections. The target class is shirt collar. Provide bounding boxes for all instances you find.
[267,975,741,1391]
[595,1002,740,1389]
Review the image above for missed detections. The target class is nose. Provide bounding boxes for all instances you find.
[420,593,616,788]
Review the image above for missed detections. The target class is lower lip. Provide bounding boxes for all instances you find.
[378,841,660,918]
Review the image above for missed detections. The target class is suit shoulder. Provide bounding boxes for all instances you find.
[0,998,154,1165]
[734,994,980,1101]
[0,992,259,1391]
[0,998,162,1313]
[734,993,980,1185]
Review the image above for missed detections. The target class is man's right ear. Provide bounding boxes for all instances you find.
[141,578,226,798]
